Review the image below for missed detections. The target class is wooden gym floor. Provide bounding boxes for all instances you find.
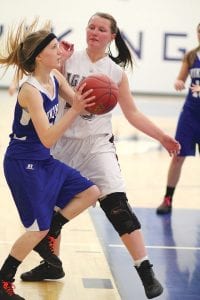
[0,90,200,299]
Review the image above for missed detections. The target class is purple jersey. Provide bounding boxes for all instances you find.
[3,73,94,230]
[175,52,200,156]
[184,53,200,110]
[6,74,59,160]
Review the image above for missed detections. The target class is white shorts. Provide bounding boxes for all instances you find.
[51,134,126,197]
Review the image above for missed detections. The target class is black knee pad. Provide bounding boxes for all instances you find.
[99,192,141,236]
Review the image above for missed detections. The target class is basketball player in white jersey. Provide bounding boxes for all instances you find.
[21,13,181,299]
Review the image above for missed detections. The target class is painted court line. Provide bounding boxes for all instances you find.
[1,240,200,251]
[109,244,200,251]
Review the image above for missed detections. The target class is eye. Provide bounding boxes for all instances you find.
[99,28,106,32]
[88,25,95,30]
[53,42,59,49]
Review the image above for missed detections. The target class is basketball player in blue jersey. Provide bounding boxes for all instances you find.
[157,23,200,214]
[20,13,181,299]
[0,19,100,299]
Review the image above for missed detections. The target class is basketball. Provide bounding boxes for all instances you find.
[79,74,119,115]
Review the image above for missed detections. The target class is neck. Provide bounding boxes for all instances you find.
[32,70,51,85]
[86,48,107,62]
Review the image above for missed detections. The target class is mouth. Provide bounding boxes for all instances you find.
[89,38,99,42]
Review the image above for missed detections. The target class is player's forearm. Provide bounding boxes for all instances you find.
[127,110,164,142]
[41,108,78,148]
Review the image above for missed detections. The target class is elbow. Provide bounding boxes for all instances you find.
[41,139,54,149]
[42,142,52,149]
[39,131,56,149]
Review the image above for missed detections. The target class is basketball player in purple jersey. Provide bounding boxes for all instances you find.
[0,19,100,299]
[157,23,200,214]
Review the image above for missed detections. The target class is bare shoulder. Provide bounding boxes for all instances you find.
[19,82,38,97]
[119,71,129,89]
[18,82,40,107]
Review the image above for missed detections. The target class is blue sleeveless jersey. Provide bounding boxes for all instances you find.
[184,53,200,111]
[3,74,95,231]
[175,52,200,156]
[5,74,59,160]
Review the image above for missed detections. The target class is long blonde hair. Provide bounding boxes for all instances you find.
[0,18,52,81]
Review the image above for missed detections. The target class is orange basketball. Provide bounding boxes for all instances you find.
[80,74,119,115]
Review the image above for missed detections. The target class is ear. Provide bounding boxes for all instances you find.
[111,33,116,41]
[35,54,42,63]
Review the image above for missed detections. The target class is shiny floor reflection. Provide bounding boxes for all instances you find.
[90,207,200,300]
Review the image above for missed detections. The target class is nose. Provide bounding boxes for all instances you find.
[91,27,98,35]
[94,29,99,34]
[58,46,62,55]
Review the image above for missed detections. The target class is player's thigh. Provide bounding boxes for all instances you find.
[80,151,126,197]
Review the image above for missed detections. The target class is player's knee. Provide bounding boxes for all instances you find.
[99,192,141,236]
[33,230,49,244]
[80,185,100,208]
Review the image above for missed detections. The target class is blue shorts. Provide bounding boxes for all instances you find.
[175,107,200,156]
[3,156,94,231]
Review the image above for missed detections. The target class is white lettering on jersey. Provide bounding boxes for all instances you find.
[192,79,200,98]
[190,68,200,78]
[26,164,34,170]
[47,104,59,122]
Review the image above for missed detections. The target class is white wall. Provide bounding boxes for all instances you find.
[0,0,199,94]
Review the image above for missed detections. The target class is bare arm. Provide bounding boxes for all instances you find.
[174,57,189,91]
[53,68,75,104]
[8,72,20,96]
[118,72,180,155]
[59,40,74,74]
[53,68,90,115]
[18,77,94,149]
[8,70,24,96]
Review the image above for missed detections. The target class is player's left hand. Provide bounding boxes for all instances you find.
[190,83,200,93]
[59,40,74,74]
[60,40,74,61]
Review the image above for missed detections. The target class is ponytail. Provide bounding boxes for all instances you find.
[92,12,133,69]
[108,29,133,69]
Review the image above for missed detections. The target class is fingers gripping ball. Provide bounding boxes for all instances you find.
[80,74,119,115]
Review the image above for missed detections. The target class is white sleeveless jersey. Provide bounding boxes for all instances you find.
[57,49,123,138]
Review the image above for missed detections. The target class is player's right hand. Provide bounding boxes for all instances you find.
[71,83,95,114]
[174,79,185,91]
